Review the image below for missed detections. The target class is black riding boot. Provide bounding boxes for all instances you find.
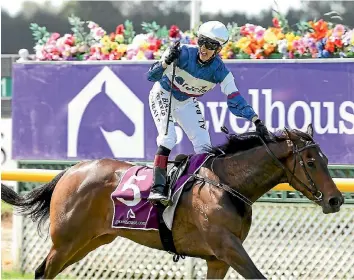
[148,153,171,206]
[148,166,168,202]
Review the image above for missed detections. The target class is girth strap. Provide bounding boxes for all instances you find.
[156,204,185,262]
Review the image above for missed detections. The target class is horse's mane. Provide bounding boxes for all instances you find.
[204,128,298,156]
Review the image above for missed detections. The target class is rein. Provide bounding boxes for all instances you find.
[187,134,323,206]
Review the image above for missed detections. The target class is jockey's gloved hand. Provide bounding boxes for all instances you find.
[164,41,181,65]
[255,119,275,143]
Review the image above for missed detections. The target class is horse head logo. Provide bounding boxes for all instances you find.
[127,209,136,219]
[68,67,144,158]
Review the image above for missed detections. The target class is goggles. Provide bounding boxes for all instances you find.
[197,36,220,50]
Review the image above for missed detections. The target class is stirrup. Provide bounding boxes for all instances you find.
[148,192,172,207]
[160,197,173,207]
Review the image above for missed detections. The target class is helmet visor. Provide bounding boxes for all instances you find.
[197,35,220,50]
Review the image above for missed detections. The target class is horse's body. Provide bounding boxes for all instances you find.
[2,125,344,279]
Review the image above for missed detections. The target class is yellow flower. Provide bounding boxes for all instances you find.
[136,50,147,60]
[101,47,110,55]
[351,33,354,46]
[100,35,111,46]
[285,33,300,43]
[276,32,285,40]
[140,42,150,51]
[264,29,278,44]
[115,34,124,44]
[117,44,128,53]
[110,42,119,50]
[236,37,250,50]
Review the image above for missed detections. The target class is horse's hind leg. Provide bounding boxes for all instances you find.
[206,259,230,279]
[58,234,117,274]
[43,240,89,279]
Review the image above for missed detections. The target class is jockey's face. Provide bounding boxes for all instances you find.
[198,45,216,62]
[197,36,221,62]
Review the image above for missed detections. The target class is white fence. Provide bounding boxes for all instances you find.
[15,202,354,279]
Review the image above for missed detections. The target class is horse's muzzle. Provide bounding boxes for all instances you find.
[322,195,344,214]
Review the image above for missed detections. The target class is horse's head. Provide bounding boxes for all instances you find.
[281,124,344,214]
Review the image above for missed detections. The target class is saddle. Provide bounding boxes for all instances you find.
[166,154,191,197]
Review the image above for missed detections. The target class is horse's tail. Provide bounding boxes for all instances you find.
[1,169,67,233]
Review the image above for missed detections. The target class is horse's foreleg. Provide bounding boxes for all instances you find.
[206,259,230,279]
[210,233,266,279]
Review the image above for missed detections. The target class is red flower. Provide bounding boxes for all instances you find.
[155,39,161,49]
[116,24,124,35]
[272,18,280,28]
[334,38,343,48]
[148,39,162,52]
[169,25,180,38]
[240,26,249,36]
[109,32,115,41]
[64,35,75,46]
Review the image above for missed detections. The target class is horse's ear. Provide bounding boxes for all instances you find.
[307,123,314,137]
[284,127,291,139]
[284,127,298,141]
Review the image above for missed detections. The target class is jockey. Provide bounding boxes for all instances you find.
[146,21,273,206]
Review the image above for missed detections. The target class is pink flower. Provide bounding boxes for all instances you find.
[293,40,300,49]
[246,24,256,33]
[254,26,265,40]
[333,24,345,39]
[109,53,116,60]
[88,21,99,29]
[49,33,60,41]
[36,50,45,60]
[45,53,53,60]
[91,27,106,40]
[70,46,78,54]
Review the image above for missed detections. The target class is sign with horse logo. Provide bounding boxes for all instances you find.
[68,66,144,158]
[12,62,354,164]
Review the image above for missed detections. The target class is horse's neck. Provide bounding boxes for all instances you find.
[215,142,289,203]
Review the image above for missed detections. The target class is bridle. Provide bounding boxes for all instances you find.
[190,131,323,206]
[258,134,323,202]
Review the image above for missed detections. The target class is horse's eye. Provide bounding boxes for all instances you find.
[307,160,315,167]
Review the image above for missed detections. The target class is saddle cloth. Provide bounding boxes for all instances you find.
[111,153,212,230]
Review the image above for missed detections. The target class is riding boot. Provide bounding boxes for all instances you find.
[148,155,171,206]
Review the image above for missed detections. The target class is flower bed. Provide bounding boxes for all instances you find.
[27,15,354,61]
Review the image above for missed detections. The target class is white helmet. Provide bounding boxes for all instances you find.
[197,21,229,45]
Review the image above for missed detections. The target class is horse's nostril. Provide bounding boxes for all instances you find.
[328,197,341,207]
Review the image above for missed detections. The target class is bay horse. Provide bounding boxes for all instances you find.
[1,124,344,279]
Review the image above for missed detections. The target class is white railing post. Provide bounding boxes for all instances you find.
[190,0,201,30]
[11,181,24,271]
[186,257,195,279]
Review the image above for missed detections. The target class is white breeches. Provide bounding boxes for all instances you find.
[149,82,211,154]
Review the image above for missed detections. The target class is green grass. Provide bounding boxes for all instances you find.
[1,270,34,279]
[1,201,13,215]
[1,270,75,279]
